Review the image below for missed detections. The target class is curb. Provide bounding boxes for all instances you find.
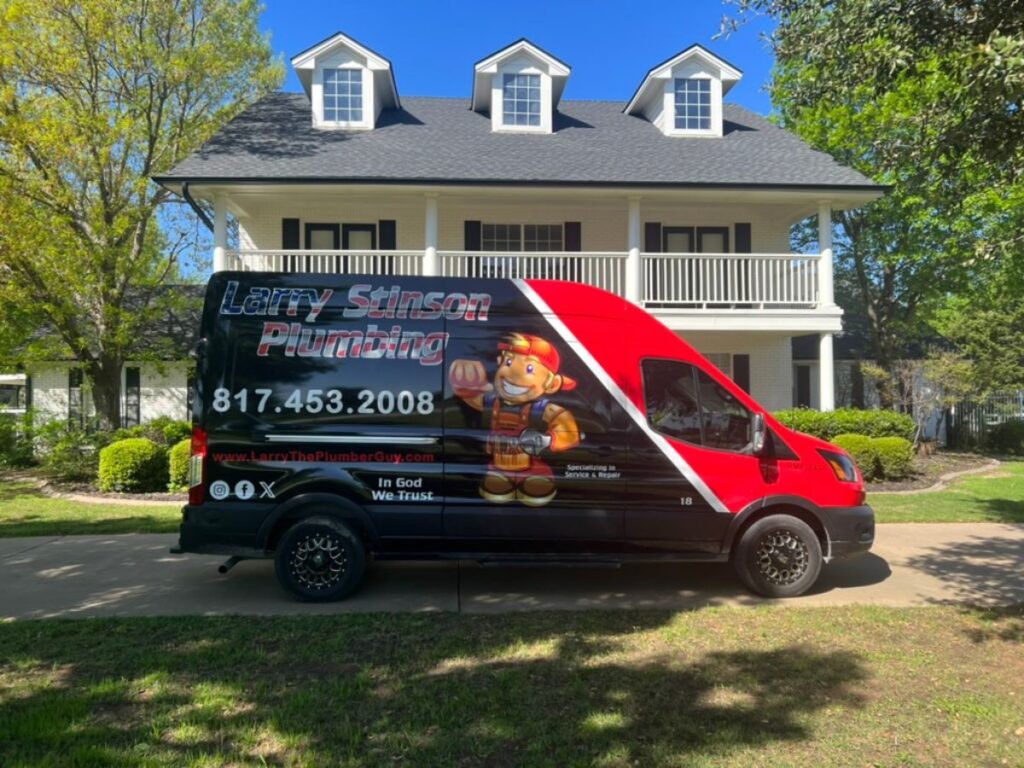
[870,458,1002,496]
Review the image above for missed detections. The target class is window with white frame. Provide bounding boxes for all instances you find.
[704,353,732,378]
[674,78,711,131]
[524,224,563,252]
[482,223,563,251]
[323,69,363,123]
[503,73,541,127]
[482,223,522,251]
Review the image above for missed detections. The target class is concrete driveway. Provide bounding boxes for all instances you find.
[1,523,1022,619]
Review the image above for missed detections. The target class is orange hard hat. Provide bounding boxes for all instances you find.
[498,334,577,390]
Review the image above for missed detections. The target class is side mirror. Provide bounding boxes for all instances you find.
[751,412,767,456]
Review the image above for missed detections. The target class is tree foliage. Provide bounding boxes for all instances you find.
[726,0,1024,404]
[0,0,282,426]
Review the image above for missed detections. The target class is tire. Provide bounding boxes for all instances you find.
[733,514,823,598]
[274,516,366,602]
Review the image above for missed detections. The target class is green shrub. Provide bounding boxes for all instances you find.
[774,408,915,441]
[35,421,112,483]
[149,417,192,446]
[986,421,1024,455]
[168,438,192,491]
[111,418,190,447]
[872,436,914,479]
[98,438,168,493]
[0,412,34,468]
[831,433,879,481]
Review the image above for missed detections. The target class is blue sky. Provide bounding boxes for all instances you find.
[259,0,777,115]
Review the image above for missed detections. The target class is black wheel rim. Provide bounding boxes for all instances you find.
[289,532,349,592]
[754,529,810,586]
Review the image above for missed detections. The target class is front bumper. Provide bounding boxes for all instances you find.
[823,504,875,560]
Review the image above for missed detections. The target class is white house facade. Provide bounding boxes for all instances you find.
[154,33,885,413]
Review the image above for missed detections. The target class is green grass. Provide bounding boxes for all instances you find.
[0,607,1021,767]
[871,461,1024,523]
[0,481,180,537]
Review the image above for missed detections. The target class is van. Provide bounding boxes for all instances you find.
[174,272,874,601]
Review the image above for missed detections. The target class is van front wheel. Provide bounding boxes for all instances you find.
[274,516,366,602]
[734,514,822,598]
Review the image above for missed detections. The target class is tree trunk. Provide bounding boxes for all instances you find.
[87,356,123,431]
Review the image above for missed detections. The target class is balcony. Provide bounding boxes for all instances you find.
[222,249,825,311]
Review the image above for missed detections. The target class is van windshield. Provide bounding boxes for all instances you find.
[642,359,751,452]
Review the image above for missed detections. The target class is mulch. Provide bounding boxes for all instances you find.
[867,451,998,492]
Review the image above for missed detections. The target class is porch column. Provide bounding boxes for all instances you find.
[819,332,835,412]
[626,195,642,303]
[423,194,439,276]
[212,193,227,273]
[818,200,834,308]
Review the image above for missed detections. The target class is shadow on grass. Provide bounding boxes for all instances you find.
[905,534,1024,607]
[976,497,1024,524]
[0,614,869,766]
[0,481,42,502]
[960,605,1024,644]
[0,516,179,538]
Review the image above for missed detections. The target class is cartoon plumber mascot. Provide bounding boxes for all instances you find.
[449,333,582,506]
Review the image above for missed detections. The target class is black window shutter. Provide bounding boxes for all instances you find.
[564,222,582,252]
[379,220,397,250]
[733,354,751,393]
[282,218,300,249]
[464,220,482,251]
[734,223,752,253]
[644,222,662,252]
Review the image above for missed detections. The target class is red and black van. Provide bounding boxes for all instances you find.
[175,273,873,600]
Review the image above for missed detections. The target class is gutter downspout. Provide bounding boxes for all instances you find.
[181,182,214,232]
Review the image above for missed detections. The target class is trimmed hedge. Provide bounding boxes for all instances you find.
[168,438,191,491]
[774,408,916,442]
[112,418,191,447]
[98,438,168,493]
[832,433,879,481]
[987,421,1024,455]
[873,436,914,479]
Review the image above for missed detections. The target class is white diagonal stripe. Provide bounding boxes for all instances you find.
[513,279,730,514]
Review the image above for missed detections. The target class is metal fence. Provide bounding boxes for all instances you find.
[946,390,1024,448]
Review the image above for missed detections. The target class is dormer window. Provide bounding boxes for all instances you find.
[625,44,741,138]
[503,73,541,127]
[323,69,363,123]
[674,78,711,131]
[291,31,400,131]
[472,39,571,134]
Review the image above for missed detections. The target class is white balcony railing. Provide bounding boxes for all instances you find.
[224,249,425,275]
[222,249,823,309]
[642,252,819,308]
[440,251,628,297]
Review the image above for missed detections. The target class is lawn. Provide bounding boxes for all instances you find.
[0,607,1021,767]
[0,481,180,537]
[871,460,1024,523]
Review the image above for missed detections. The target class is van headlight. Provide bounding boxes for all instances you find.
[818,449,858,482]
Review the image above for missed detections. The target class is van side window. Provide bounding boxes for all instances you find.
[642,359,751,452]
[642,359,702,444]
[693,367,751,451]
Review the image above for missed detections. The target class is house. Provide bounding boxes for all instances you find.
[153,32,885,413]
[14,287,202,428]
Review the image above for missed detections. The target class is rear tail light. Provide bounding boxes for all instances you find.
[188,426,208,505]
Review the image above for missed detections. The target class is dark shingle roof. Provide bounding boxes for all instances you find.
[157,92,880,190]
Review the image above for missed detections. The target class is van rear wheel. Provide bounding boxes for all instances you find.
[274,516,366,602]
[734,514,822,598]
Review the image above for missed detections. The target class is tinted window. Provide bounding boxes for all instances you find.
[642,359,751,452]
[694,367,751,450]
[642,359,702,444]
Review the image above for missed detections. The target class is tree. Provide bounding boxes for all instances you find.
[725,0,1024,405]
[0,0,282,428]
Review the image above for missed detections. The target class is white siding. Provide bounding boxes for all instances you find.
[237,196,799,254]
[26,363,74,423]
